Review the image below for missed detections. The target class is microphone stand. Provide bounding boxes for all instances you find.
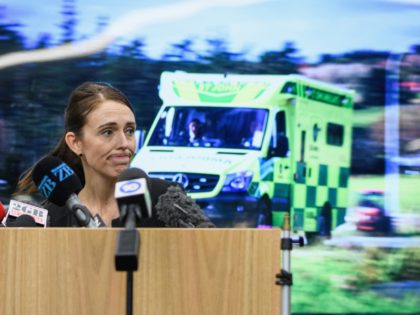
[276,213,304,315]
[115,205,140,315]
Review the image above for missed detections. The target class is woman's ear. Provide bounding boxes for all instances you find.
[65,131,82,156]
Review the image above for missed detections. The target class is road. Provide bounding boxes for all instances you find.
[324,235,420,248]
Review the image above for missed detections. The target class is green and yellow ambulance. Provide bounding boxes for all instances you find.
[131,71,354,233]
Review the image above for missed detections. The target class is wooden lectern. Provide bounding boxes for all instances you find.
[0,228,281,315]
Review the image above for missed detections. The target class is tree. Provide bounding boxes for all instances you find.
[258,41,301,74]
[34,33,53,49]
[162,39,197,61]
[59,0,77,43]
[0,20,26,113]
[119,39,148,60]
[0,22,25,54]
[198,38,246,72]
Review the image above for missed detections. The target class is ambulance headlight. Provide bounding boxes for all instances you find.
[222,171,253,192]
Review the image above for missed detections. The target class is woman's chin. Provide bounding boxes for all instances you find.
[113,164,130,176]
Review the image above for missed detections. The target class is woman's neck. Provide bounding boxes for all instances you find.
[78,174,119,226]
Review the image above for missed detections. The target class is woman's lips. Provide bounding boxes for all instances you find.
[109,154,131,162]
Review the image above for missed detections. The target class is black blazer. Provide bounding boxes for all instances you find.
[42,177,176,227]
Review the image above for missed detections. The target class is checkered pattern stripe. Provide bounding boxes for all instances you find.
[292,163,349,231]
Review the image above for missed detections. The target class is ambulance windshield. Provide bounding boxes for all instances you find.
[148,106,269,150]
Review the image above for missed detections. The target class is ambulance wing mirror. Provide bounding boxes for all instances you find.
[272,136,289,157]
[269,135,289,157]
[276,135,289,157]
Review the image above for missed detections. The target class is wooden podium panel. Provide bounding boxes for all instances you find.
[0,228,281,315]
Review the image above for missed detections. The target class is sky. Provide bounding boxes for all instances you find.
[1,0,420,62]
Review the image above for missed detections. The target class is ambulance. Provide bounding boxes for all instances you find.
[131,71,354,232]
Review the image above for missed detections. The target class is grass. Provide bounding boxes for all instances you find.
[291,174,420,314]
[291,245,420,314]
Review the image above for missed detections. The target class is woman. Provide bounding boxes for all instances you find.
[15,82,204,227]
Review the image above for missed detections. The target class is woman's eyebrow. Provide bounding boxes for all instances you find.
[97,122,117,129]
[97,121,136,129]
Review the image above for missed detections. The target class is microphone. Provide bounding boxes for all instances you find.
[2,199,48,227]
[115,167,152,229]
[32,156,105,228]
[7,214,37,227]
[0,201,6,222]
[0,201,6,227]
[114,167,152,271]
[156,185,215,228]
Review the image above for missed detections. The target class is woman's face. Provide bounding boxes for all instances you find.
[75,100,136,180]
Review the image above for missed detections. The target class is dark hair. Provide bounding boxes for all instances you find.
[15,82,135,196]
[189,118,203,135]
[190,118,201,125]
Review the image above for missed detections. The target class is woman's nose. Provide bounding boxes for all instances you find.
[116,130,129,147]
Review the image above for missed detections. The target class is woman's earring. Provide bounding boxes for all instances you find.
[79,153,83,157]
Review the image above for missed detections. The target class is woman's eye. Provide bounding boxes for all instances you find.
[126,128,135,136]
[101,129,112,136]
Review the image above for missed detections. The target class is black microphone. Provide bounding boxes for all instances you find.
[7,214,37,227]
[114,167,152,272]
[32,156,105,228]
[156,185,215,228]
[115,167,152,229]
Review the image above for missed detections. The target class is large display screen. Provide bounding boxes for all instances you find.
[0,0,419,313]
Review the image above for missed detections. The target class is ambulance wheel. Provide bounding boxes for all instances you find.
[256,197,272,227]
